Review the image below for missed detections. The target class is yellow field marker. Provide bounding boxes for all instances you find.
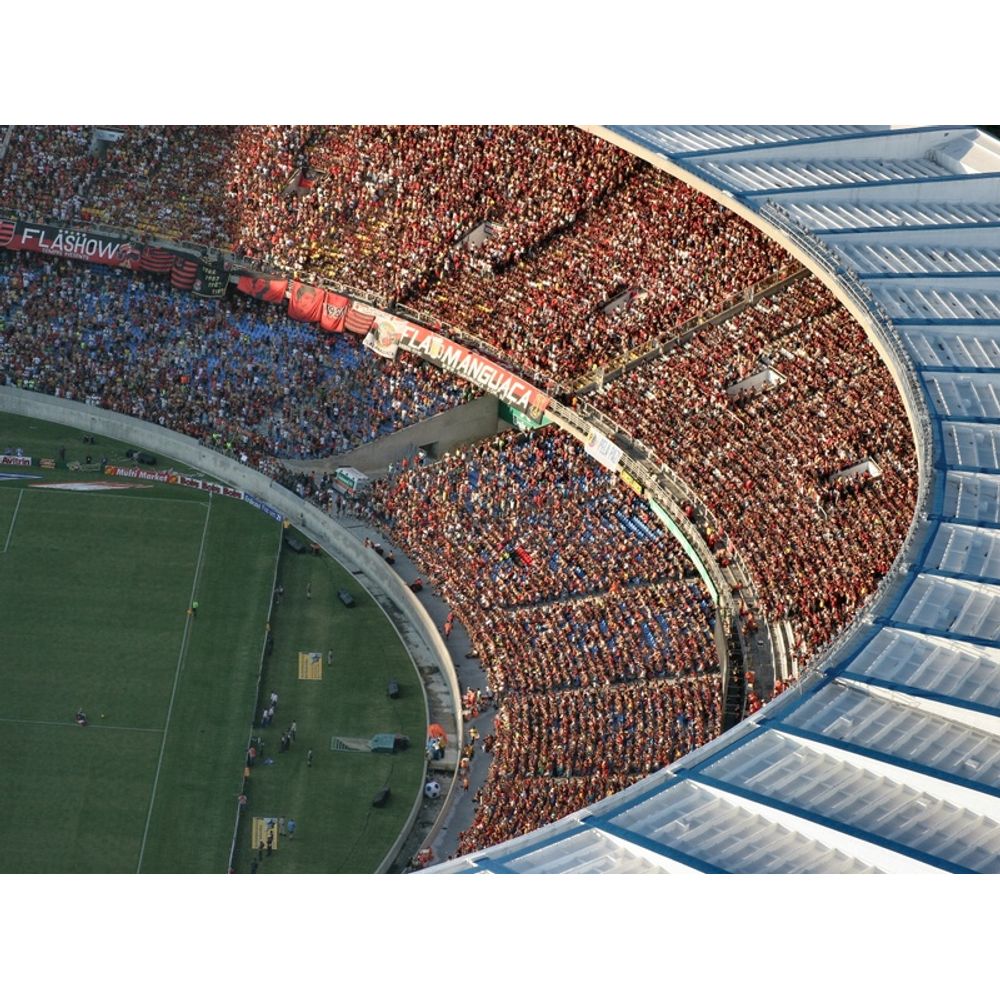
[298,651,323,681]
[252,816,279,853]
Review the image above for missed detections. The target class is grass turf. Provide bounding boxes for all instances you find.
[0,487,277,872]
[237,533,427,873]
[1,411,426,873]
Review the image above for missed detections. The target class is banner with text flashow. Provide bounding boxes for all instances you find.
[0,218,143,269]
[235,275,288,303]
[288,280,325,323]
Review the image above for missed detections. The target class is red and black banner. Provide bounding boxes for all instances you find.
[236,274,288,303]
[320,291,349,333]
[0,214,221,301]
[140,246,176,273]
[344,307,376,336]
[170,252,199,291]
[288,280,325,323]
[0,219,142,269]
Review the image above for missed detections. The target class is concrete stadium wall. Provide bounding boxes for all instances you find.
[0,384,462,873]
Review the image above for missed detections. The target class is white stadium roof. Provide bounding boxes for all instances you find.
[429,125,1000,874]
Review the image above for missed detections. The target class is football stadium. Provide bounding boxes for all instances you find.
[2,124,1000,877]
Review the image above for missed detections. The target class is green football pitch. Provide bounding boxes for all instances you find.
[0,413,426,873]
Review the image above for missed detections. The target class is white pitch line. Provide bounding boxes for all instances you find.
[29,490,210,509]
[136,493,213,873]
[224,517,285,872]
[0,717,164,734]
[2,489,24,553]
[74,493,211,508]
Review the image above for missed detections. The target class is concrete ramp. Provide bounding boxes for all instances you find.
[283,395,502,477]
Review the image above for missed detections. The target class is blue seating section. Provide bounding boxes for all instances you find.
[0,259,466,459]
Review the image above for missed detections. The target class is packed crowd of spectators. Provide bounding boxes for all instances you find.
[2,126,790,385]
[413,165,792,380]
[1,126,637,301]
[477,585,719,694]
[81,126,237,242]
[457,675,721,852]
[0,252,471,465]
[367,427,720,625]
[595,274,918,660]
[0,127,920,854]
[0,126,97,222]
[490,680,721,779]
[367,425,723,852]
[0,126,239,243]
[223,126,638,305]
[459,775,636,852]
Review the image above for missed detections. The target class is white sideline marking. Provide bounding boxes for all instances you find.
[225,517,286,873]
[0,717,164,734]
[2,489,24,553]
[136,493,213,873]
[72,493,211,507]
[32,491,210,508]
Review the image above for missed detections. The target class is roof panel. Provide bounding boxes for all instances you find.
[779,681,1000,793]
[902,327,1000,368]
[787,200,1000,230]
[616,126,870,155]
[839,242,1000,276]
[700,157,953,193]
[892,574,1000,640]
[609,777,879,874]
[943,471,1000,522]
[924,372,1000,419]
[499,827,674,874]
[700,729,1000,871]
[874,284,1000,322]
[842,627,1000,708]
[926,521,1000,579]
